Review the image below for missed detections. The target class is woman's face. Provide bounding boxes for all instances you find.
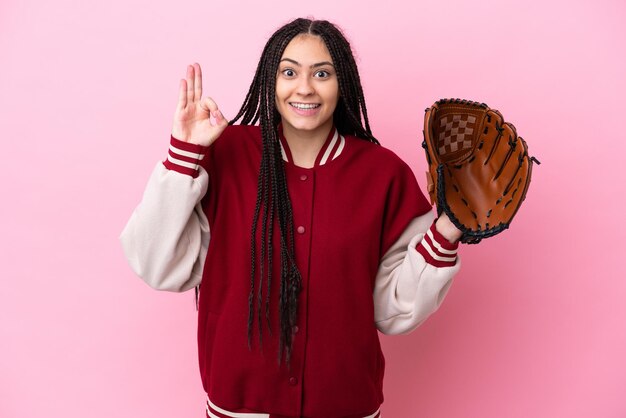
[275,34,339,139]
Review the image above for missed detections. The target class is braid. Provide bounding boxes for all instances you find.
[315,22,379,144]
[230,18,377,366]
[247,138,265,349]
[264,33,303,363]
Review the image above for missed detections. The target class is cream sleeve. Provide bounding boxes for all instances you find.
[374,210,461,334]
[119,162,210,292]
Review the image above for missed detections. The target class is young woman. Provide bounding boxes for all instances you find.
[121,17,462,418]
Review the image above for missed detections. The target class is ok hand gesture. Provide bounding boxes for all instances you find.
[171,63,228,147]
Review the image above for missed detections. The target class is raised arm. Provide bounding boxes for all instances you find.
[119,63,228,292]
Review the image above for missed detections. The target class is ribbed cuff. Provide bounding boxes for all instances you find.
[162,136,208,178]
[415,221,459,267]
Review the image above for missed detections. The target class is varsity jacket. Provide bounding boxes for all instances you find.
[120,125,461,418]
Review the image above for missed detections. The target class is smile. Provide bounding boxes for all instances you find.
[290,102,320,110]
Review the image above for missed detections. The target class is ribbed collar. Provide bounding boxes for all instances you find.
[277,125,346,168]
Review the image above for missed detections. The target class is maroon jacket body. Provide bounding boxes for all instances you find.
[196,125,431,417]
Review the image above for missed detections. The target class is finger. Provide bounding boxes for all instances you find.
[199,96,212,114]
[205,97,228,125]
[200,97,219,119]
[177,79,187,109]
[201,97,228,127]
[203,96,218,113]
[186,65,195,102]
[214,109,228,126]
[194,63,202,103]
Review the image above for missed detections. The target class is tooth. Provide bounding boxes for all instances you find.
[293,103,318,109]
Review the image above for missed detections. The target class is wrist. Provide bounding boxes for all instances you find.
[415,220,459,267]
[162,135,208,178]
[435,214,462,244]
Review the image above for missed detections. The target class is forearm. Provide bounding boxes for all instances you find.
[374,211,461,334]
[119,138,210,292]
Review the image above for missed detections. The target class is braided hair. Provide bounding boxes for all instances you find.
[229,18,379,365]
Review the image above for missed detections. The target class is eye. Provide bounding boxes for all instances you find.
[281,68,296,77]
[314,70,330,78]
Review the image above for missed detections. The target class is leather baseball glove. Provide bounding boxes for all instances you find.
[422,98,540,244]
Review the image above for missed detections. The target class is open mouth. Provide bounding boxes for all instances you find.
[290,102,321,110]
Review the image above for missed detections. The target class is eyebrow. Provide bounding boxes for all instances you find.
[280,58,335,68]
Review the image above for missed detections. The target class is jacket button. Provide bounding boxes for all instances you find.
[300,174,308,181]
[297,226,305,234]
[289,377,298,386]
[292,325,299,334]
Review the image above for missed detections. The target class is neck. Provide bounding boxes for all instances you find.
[281,122,333,168]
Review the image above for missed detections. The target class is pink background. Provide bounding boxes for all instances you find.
[1,0,624,417]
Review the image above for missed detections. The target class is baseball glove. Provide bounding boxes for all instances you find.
[422,98,540,244]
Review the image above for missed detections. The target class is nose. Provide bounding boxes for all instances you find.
[296,76,314,96]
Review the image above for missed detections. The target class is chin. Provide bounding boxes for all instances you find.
[284,116,333,133]
[291,122,322,131]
